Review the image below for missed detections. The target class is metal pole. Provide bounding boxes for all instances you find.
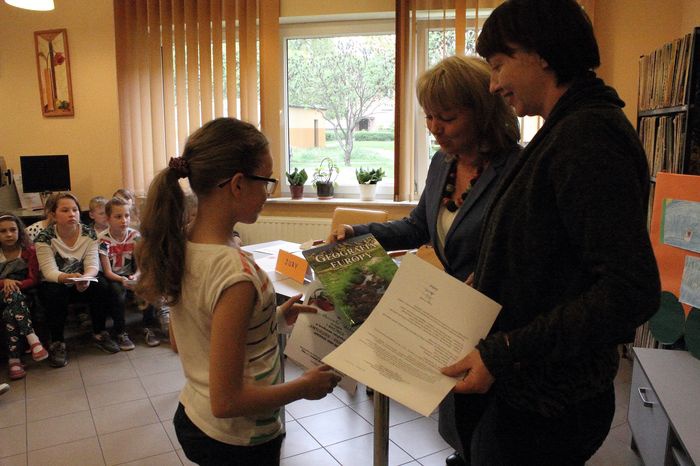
[373,392,390,466]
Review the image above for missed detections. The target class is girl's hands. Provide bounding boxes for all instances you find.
[300,365,341,400]
[441,349,495,394]
[2,279,21,298]
[279,293,317,325]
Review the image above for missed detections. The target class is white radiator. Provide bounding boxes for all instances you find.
[236,216,332,245]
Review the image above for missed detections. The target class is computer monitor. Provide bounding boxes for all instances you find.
[19,155,71,193]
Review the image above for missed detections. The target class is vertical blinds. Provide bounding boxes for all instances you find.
[114,0,279,195]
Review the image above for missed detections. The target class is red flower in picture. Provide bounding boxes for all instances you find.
[52,52,65,66]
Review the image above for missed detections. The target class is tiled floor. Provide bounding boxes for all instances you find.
[0,337,642,466]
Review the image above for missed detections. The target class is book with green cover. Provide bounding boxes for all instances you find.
[302,234,398,328]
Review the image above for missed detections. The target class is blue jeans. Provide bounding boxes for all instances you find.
[470,386,615,466]
[173,403,283,466]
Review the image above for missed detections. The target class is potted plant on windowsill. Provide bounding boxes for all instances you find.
[355,167,385,201]
[312,157,339,199]
[285,168,308,200]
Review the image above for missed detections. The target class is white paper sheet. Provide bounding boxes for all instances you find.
[322,254,501,416]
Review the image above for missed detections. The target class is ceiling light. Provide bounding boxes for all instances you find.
[5,0,55,11]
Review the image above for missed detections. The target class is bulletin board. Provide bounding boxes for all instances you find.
[650,172,700,317]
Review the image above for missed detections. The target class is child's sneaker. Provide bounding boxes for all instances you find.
[30,342,49,361]
[143,328,161,347]
[49,341,69,367]
[93,332,120,354]
[116,332,135,351]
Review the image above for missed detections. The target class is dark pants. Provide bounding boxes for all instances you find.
[470,386,615,466]
[38,280,113,342]
[98,275,155,329]
[174,403,283,466]
[440,392,489,460]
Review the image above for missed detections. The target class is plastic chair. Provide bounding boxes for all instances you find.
[330,207,388,233]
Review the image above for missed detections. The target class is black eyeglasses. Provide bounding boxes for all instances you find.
[218,174,278,195]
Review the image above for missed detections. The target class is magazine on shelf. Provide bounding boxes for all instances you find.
[301,234,398,328]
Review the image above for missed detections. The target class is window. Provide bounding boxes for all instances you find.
[282,19,396,198]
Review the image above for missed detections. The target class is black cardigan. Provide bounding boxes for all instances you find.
[473,74,661,416]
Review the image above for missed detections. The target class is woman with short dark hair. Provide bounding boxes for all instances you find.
[440,1,661,464]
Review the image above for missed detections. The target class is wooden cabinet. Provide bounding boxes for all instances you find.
[628,348,700,465]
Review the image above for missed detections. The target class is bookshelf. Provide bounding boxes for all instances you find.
[634,27,700,349]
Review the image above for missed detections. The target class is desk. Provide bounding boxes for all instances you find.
[243,240,391,466]
[628,348,700,465]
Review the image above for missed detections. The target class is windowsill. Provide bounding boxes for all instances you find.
[261,196,417,219]
[267,196,417,207]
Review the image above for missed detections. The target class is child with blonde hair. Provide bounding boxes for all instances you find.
[88,196,109,234]
[98,197,159,348]
[137,117,339,464]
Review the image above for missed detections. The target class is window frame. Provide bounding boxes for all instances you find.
[280,17,397,199]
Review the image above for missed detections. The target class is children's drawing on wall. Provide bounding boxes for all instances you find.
[680,255,700,308]
[662,199,700,254]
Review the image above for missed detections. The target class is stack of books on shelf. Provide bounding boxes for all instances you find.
[638,32,692,111]
[639,113,686,177]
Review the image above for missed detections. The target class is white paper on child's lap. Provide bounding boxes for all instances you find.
[322,254,501,417]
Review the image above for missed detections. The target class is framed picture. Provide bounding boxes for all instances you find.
[34,28,74,117]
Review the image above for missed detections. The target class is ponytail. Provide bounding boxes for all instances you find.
[135,168,187,305]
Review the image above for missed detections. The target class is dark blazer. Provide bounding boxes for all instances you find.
[353,146,519,281]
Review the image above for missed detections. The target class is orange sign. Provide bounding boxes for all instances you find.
[276,249,308,284]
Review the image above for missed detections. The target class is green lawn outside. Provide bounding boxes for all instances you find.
[289,140,395,180]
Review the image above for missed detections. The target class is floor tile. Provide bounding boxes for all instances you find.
[130,352,181,377]
[26,387,89,422]
[588,434,642,466]
[139,369,185,397]
[25,367,84,399]
[176,449,197,466]
[350,398,423,426]
[116,451,182,466]
[0,379,25,403]
[286,393,345,419]
[325,433,413,466]
[281,420,322,458]
[27,436,104,466]
[126,343,175,361]
[0,424,26,458]
[92,398,160,435]
[162,420,181,450]
[85,378,147,409]
[280,448,341,465]
[296,406,373,446]
[415,447,454,466]
[76,347,130,369]
[0,453,26,466]
[389,417,450,459]
[331,384,371,406]
[150,391,180,421]
[26,410,96,451]
[99,423,173,465]
[0,400,25,428]
[81,360,138,387]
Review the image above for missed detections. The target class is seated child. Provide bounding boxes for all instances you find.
[35,192,120,367]
[88,196,109,235]
[112,188,140,229]
[98,197,159,348]
[25,193,59,242]
[0,213,48,379]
